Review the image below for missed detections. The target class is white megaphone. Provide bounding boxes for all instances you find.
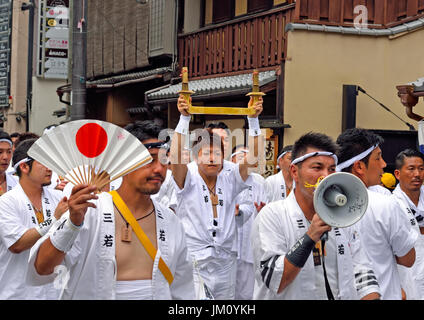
[313,172,368,229]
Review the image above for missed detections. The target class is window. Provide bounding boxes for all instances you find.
[247,0,273,13]
[212,0,234,23]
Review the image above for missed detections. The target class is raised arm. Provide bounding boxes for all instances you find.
[34,184,97,275]
[239,97,263,181]
[170,95,190,189]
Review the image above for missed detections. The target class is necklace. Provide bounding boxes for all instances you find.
[114,203,155,242]
[33,205,44,224]
[206,183,219,205]
[29,193,44,224]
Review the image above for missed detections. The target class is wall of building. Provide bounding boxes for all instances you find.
[184,0,203,32]
[30,77,67,135]
[283,28,424,145]
[5,2,29,134]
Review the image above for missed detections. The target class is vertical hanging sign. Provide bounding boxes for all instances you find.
[0,0,12,108]
[37,0,69,79]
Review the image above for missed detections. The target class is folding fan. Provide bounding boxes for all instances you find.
[27,120,153,191]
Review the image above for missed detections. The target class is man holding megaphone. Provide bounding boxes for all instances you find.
[251,132,381,300]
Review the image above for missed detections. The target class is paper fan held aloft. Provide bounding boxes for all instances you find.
[28,120,153,191]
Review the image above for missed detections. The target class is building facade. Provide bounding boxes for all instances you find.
[147,0,424,173]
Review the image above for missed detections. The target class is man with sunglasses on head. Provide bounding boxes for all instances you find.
[27,121,195,300]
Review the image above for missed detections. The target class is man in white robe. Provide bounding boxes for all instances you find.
[336,128,417,299]
[231,147,267,300]
[264,145,293,203]
[0,138,67,299]
[392,148,424,299]
[252,132,381,300]
[0,131,18,194]
[152,169,177,211]
[170,95,263,300]
[27,121,195,300]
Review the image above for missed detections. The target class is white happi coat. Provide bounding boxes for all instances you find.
[0,183,63,299]
[392,185,424,299]
[173,162,250,262]
[236,172,267,264]
[356,190,418,300]
[264,171,289,203]
[251,191,380,300]
[173,161,251,299]
[368,185,392,195]
[152,169,177,211]
[5,172,18,193]
[235,172,267,300]
[26,192,195,300]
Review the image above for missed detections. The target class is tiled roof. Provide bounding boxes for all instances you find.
[87,66,172,85]
[147,70,277,101]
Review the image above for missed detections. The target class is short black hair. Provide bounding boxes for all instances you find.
[336,128,384,172]
[291,132,338,165]
[395,148,424,170]
[0,131,12,146]
[279,145,293,157]
[192,127,224,159]
[124,121,164,143]
[207,122,230,136]
[9,132,19,138]
[12,138,37,177]
[15,132,40,146]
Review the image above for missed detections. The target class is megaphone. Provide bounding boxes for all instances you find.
[313,172,368,228]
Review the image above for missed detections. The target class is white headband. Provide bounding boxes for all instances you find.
[231,150,248,158]
[0,139,12,147]
[277,151,289,162]
[276,151,291,169]
[291,151,338,166]
[336,145,378,172]
[13,157,32,171]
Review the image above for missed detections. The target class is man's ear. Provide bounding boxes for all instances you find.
[352,160,366,177]
[19,162,30,175]
[394,169,401,181]
[290,164,298,182]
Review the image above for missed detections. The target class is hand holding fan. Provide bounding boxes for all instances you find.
[28,120,153,191]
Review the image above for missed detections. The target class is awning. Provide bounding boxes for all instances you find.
[146,70,277,104]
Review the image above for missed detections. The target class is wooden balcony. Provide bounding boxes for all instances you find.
[178,4,296,79]
[294,0,424,28]
[178,0,424,79]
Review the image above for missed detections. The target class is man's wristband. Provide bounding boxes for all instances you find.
[247,117,261,136]
[285,233,316,268]
[175,114,191,135]
[50,218,82,253]
[35,217,57,237]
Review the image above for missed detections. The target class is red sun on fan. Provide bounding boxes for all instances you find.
[75,123,108,158]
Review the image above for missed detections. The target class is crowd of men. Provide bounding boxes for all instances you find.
[0,95,422,300]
